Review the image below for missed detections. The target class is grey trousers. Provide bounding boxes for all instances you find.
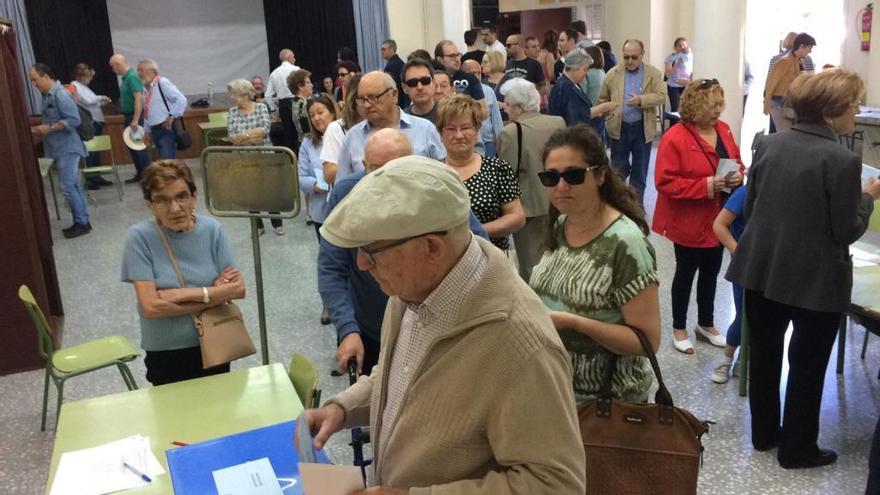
[513,215,548,283]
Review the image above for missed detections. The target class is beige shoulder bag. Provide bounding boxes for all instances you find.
[155,221,255,369]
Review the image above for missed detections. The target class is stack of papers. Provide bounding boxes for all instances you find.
[852,245,880,268]
[49,435,165,495]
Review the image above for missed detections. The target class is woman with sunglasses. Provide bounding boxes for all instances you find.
[653,78,744,355]
[437,94,525,250]
[530,125,660,404]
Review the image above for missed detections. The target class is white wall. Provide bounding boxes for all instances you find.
[442,0,473,53]
[605,0,651,60]
[107,0,269,95]
[842,0,872,83]
[387,0,430,58]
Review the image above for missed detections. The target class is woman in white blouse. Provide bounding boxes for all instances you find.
[71,63,110,188]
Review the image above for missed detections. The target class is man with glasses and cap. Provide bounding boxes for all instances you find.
[307,155,586,494]
[335,71,445,182]
[597,39,667,206]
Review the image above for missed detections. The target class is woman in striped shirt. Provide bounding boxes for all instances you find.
[529,125,661,403]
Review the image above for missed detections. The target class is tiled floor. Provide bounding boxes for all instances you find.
[1,155,878,494]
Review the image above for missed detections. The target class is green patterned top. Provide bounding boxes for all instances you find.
[530,214,659,403]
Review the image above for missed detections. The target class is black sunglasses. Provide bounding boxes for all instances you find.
[699,78,719,90]
[404,76,432,88]
[538,166,600,187]
[622,55,640,60]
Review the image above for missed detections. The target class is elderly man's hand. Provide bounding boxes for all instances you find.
[351,487,408,495]
[299,403,345,450]
[336,333,365,373]
[626,95,641,107]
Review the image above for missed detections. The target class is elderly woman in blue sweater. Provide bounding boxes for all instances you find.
[122,160,246,385]
[548,49,614,127]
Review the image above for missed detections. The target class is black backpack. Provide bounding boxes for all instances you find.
[74,103,95,141]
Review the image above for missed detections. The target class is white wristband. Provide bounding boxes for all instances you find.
[202,286,209,304]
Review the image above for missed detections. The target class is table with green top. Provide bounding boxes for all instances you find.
[45,363,302,494]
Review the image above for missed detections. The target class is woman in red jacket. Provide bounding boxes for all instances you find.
[652,79,744,354]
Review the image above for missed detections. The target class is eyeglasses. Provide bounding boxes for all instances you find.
[622,55,641,61]
[404,76,433,88]
[337,71,350,78]
[537,166,600,187]
[698,78,719,90]
[441,125,477,135]
[151,191,194,208]
[355,87,393,105]
[359,231,447,266]
[441,52,462,59]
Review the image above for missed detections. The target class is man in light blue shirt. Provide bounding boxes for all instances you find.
[336,72,445,181]
[29,62,91,238]
[138,59,187,159]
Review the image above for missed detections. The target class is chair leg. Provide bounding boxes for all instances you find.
[863,329,870,360]
[111,160,123,201]
[117,363,139,390]
[41,367,51,431]
[54,378,65,430]
[48,168,61,221]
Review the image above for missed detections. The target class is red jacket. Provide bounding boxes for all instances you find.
[652,120,745,248]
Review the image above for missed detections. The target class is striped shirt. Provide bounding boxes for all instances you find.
[121,215,237,351]
[380,237,487,449]
[530,214,658,403]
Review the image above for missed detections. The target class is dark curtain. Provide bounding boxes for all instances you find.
[25,0,117,103]
[262,0,358,83]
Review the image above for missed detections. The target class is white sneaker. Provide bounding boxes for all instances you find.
[711,359,733,384]
[274,226,286,236]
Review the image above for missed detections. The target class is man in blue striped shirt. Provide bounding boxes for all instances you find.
[138,59,187,159]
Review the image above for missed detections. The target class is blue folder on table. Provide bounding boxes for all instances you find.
[166,420,332,495]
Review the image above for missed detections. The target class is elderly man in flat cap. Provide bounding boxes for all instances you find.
[307,156,585,494]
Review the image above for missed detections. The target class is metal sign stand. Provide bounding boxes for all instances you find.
[201,146,300,365]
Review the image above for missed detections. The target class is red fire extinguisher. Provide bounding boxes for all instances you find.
[863,3,873,51]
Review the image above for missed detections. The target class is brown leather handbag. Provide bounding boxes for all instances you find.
[578,326,710,494]
[155,222,255,369]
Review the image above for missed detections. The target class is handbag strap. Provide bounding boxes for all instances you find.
[514,121,523,175]
[681,123,718,173]
[597,325,674,408]
[154,221,202,327]
[156,77,171,115]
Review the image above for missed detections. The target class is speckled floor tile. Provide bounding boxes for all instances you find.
[1,154,877,494]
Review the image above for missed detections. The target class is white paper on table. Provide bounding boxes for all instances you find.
[715,158,740,193]
[49,435,164,495]
[298,463,364,495]
[212,457,283,495]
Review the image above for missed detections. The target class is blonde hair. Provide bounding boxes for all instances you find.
[227,78,256,98]
[435,93,483,131]
[483,50,505,74]
[788,69,864,124]
[679,79,725,124]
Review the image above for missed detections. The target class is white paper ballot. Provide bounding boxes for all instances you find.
[314,168,330,193]
[715,158,740,193]
[212,457,283,495]
[49,435,164,495]
[298,463,364,495]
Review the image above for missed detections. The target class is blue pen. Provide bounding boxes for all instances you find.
[123,461,152,483]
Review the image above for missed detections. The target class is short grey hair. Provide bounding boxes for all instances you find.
[227,78,256,98]
[382,39,397,52]
[500,78,540,113]
[138,58,159,73]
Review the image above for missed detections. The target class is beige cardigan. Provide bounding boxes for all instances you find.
[327,237,586,494]
[597,62,667,143]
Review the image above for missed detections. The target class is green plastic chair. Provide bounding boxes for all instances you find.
[208,111,228,124]
[82,135,124,201]
[18,285,139,431]
[288,353,321,409]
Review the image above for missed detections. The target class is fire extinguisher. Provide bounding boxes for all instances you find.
[862,3,873,51]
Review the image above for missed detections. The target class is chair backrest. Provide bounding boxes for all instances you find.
[288,353,320,409]
[208,112,228,124]
[17,285,56,360]
[84,135,113,153]
[870,200,880,232]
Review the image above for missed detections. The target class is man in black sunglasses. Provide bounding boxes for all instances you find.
[401,58,439,124]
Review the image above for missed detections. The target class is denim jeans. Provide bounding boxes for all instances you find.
[609,120,652,205]
[56,152,89,225]
[727,282,744,347]
[123,113,152,175]
[151,122,176,159]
